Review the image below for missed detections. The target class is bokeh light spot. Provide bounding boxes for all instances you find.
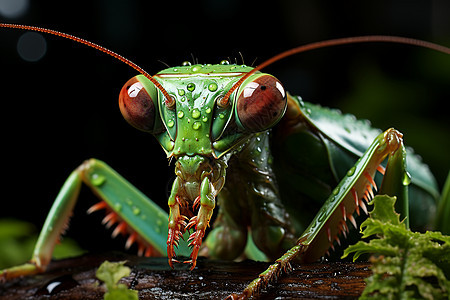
[17,32,47,62]
[0,0,29,18]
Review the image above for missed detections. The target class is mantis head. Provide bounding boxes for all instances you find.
[118,63,287,267]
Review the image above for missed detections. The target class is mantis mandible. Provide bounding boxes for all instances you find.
[1,23,449,298]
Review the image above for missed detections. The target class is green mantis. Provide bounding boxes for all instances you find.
[1,23,449,298]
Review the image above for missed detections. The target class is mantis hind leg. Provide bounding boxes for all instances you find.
[0,159,183,281]
[231,128,410,299]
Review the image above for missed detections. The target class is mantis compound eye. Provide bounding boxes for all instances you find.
[235,75,287,132]
[119,75,162,134]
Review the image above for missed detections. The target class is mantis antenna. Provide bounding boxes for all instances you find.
[0,23,175,107]
[2,24,449,109]
[220,35,450,107]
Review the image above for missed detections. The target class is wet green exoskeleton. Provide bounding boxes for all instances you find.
[1,24,448,299]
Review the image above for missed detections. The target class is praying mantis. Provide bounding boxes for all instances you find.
[0,21,449,299]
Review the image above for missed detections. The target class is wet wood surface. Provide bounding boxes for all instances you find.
[0,253,371,299]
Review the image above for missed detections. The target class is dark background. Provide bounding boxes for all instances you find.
[1,1,449,253]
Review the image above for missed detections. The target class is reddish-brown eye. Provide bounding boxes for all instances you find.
[236,75,287,132]
[119,76,160,133]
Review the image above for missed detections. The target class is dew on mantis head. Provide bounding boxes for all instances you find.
[191,109,200,119]
[208,82,218,92]
[187,83,195,91]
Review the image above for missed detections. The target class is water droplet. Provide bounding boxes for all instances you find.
[403,172,411,186]
[193,122,201,130]
[187,83,195,91]
[220,60,230,65]
[219,113,225,119]
[192,66,200,72]
[182,61,191,66]
[318,208,327,222]
[298,98,305,107]
[178,89,185,96]
[173,68,178,72]
[202,116,208,122]
[35,275,78,296]
[167,120,175,128]
[178,111,184,119]
[91,173,106,186]
[205,107,211,114]
[154,226,161,233]
[208,82,218,92]
[347,167,356,177]
[332,186,340,195]
[132,207,140,215]
[114,203,122,211]
[192,108,200,119]
[156,219,163,226]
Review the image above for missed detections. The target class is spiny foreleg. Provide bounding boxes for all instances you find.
[230,128,408,298]
[185,177,215,269]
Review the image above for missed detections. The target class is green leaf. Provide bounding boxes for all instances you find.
[96,260,131,288]
[366,194,400,225]
[104,288,139,300]
[343,195,450,299]
[96,260,138,300]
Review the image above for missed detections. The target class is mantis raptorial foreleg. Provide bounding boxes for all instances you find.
[0,159,189,281]
[230,128,409,299]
